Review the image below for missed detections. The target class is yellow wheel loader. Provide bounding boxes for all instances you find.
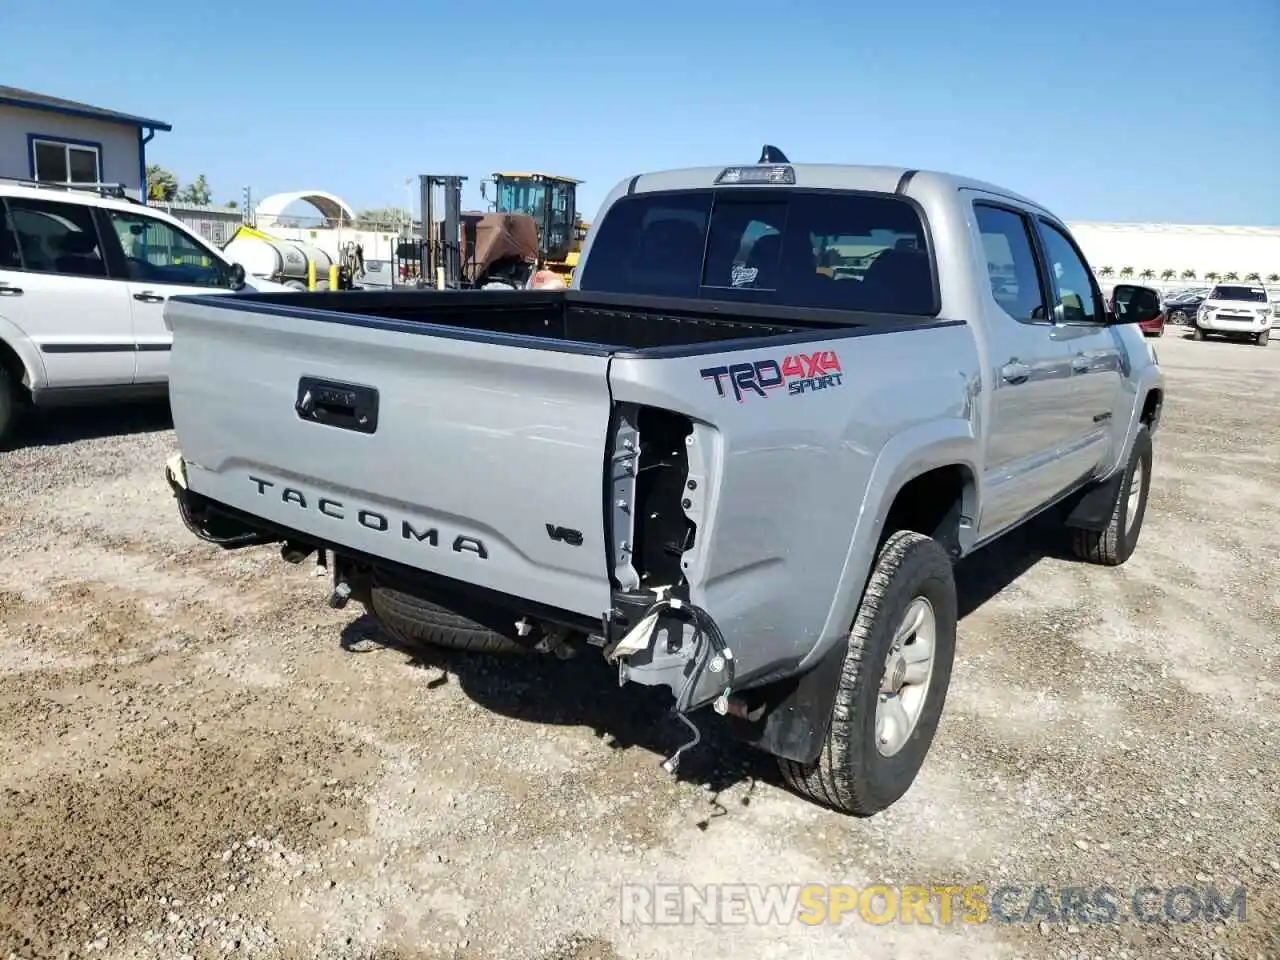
[482,172,589,285]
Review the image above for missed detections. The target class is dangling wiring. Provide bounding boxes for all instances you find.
[614,596,736,773]
[175,492,273,548]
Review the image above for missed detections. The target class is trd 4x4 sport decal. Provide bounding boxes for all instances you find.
[700,350,843,402]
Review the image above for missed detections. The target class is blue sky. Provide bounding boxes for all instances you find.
[7,0,1278,225]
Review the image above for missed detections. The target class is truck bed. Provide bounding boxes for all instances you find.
[217,288,856,355]
[163,284,970,666]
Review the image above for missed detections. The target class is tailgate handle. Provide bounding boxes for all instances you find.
[295,377,379,434]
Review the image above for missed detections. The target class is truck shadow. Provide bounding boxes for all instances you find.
[952,510,1079,618]
[11,399,172,449]
[338,513,1073,816]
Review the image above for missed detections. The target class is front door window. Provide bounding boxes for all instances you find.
[104,210,235,288]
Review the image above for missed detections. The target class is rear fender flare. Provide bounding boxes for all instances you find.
[814,418,979,668]
[738,419,978,764]
[0,316,46,392]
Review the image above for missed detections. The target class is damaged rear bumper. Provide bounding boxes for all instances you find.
[163,450,843,767]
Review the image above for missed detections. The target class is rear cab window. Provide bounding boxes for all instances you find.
[578,188,938,317]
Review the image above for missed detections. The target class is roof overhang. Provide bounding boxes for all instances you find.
[0,90,171,132]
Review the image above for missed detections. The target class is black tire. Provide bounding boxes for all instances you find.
[1070,424,1152,566]
[369,582,531,655]
[777,530,957,816]
[1192,326,1205,341]
[1257,329,1270,346]
[0,365,20,450]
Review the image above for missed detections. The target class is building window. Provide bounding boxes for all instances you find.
[31,138,102,185]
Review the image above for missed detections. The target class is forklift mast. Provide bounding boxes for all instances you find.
[417,174,468,288]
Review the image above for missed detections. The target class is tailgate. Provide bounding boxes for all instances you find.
[166,298,615,619]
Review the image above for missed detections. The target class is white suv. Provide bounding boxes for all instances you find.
[1193,283,1273,346]
[0,178,291,445]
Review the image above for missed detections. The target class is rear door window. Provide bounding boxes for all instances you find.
[578,188,936,315]
[5,197,108,279]
[0,204,21,270]
[972,204,1048,323]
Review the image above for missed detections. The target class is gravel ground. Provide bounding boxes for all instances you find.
[0,331,1276,960]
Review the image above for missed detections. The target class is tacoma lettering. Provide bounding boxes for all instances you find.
[246,475,485,557]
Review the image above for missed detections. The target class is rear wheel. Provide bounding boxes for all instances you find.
[369,581,531,655]
[777,530,957,816]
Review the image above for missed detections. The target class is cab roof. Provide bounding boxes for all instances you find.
[493,172,583,184]
[617,163,1051,217]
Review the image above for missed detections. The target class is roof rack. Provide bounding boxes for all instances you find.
[0,176,140,203]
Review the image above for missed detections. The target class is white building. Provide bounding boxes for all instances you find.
[1066,221,1280,285]
[0,85,170,202]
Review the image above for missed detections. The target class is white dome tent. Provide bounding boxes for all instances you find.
[252,190,357,229]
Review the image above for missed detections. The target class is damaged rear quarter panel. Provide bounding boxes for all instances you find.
[606,322,980,685]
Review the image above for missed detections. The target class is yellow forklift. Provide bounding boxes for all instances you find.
[481,172,588,285]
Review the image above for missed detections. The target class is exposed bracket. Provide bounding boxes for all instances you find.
[608,404,641,591]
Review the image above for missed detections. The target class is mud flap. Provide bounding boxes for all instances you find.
[1061,470,1125,531]
[723,635,850,765]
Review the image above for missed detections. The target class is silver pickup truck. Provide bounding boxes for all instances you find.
[163,151,1165,816]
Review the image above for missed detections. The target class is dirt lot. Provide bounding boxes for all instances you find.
[1,331,1276,960]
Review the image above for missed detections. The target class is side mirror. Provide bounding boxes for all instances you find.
[229,262,247,291]
[1109,284,1161,324]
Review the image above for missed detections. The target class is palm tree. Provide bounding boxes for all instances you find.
[1139,269,1156,281]
[1161,269,1176,281]
[1244,272,1261,282]
[1097,266,1114,278]
[1119,266,1134,278]
[1181,269,1197,280]
[1224,271,1239,281]
[1204,271,1220,283]
[1268,273,1279,283]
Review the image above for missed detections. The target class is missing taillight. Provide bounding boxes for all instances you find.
[606,403,697,594]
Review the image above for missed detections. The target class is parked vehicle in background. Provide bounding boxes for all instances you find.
[1163,288,1208,326]
[1110,284,1166,337]
[354,258,394,289]
[1193,284,1273,345]
[0,177,291,447]
[161,150,1165,817]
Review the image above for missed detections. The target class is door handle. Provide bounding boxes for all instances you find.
[1072,355,1091,373]
[1000,361,1031,384]
[133,291,166,303]
[0,283,22,296]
